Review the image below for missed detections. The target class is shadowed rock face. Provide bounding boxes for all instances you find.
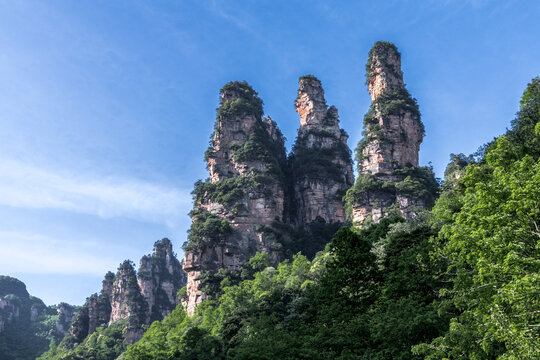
[291,76,354,226]
[55,303,75,336]
[137,238,186,323]
[109,260,147,343]
[346,42,436,225]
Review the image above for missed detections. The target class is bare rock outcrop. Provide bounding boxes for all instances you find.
[55,302,75,337]
[68,271,114,344]
[62,239,186,347]
[138,238,186,323]
[345,42,438,225]
[291,75,354,226]
[183,81,288,314]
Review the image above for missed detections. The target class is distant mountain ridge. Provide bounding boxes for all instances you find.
[34,238,186,359]
[0,276,75,360]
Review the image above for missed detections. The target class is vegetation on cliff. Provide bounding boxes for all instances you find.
[121,77,539,359]
[290,130,352,183]
[355,87,423,164]
[343,165,440,220]
[365,41,401,83]
[37,239,186,360]
[0,276,75,360]
[125,216,449,359]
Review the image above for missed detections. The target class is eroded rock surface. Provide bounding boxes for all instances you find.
[138,238,186,323]
[291,76,354,226]
[183,81,287,314]
[346,42,438,224]
[63,239,186,346]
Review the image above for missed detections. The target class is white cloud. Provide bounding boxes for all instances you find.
[0,231,125,275]
[0,158,192,227]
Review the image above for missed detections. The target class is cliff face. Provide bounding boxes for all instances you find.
[360,42,423,175]
[182,43,438,313]
[68,271,114,343]
[183,79,356,314]
[183,81,288,314]
[138,238,186,323]
[109,261,147,344]
[0,276,74,359]
[291,76,354,226]
[345,42,438,224]
[55,303,75,337]
[64,238,186,347]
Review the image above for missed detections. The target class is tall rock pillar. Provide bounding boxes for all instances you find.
[183,81,288,314]
[290,75,354,226]
[345,42,438,225]
[137,238,186,323]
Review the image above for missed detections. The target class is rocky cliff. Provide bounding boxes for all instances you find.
[138,238,186,323]
[345,42,438,224]
[0,276,74,359]
[62,238,185,347]
[291,75,354,226]
[182,79,355,314]
[183,81,288,314]
[181,42,439,313]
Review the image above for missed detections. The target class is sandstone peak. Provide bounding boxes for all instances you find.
[218,81,264,119]
[295,75,328,128]
[152,237,173,258]
[366,41,405,101]
[345,41,437,226]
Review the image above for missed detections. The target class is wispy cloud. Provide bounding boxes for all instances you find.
[0,158,192,227]
[0,231,125,275]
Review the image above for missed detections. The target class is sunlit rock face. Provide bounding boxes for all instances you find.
[183,81,287,314]
[182,78,357,314]
[360,42,422,176]
[347,42,437,226]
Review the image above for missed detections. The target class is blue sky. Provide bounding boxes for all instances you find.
[0,0,538,305]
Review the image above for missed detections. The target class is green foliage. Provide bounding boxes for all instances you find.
[255,217,343,260]
[231,120,286,176]
[355,87,424,164]
[344,166,440,220]
[205,81,266,162]
[299,74,320,83]
[184,209,232,251]
[192,176,254,208]
[217,81,264,120]
[415,76,540,359]
[126,218,448,359]
[39,319,129,360]
[290,130,352,182]
[430,153,474,226]
[0,277,66,360]
[0,276,29,298]
[366,41,401,84]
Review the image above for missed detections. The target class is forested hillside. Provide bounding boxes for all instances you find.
[0,276,75,360]
[119,78,539,359]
